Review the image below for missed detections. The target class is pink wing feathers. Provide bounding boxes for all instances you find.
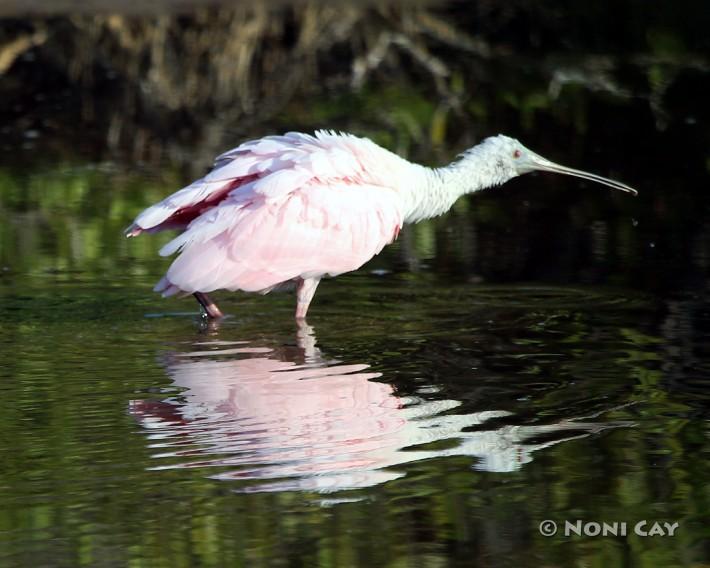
[132,131,406,297]
[126,134,302,236]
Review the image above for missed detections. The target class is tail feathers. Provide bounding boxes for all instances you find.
[153,276,182,298]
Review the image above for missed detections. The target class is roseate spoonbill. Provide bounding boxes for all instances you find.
[126,130,636,319]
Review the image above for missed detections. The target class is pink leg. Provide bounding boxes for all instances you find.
[194,292,224,319]
[295,278,321,319]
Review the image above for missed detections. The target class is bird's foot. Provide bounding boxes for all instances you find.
[194,292,224,319]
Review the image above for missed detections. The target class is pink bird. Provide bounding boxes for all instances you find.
[126,130,636,319]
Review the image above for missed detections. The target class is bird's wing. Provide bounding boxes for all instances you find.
[127,131,378,235]
[155,178,403,295]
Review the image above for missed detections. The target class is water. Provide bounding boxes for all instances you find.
[2,277,695,566]
[2,3,710,566]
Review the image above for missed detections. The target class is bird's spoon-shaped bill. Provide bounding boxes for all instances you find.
[526,151,638,196]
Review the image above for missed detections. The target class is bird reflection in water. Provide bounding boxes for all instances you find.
[130,323,630,492]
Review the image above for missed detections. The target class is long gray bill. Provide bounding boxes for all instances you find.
[537,160,637,196]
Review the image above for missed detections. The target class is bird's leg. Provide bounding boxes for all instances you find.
[193,292,224,319]
[295,277,321,319]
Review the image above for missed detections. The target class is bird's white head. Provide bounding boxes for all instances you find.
[460,135,637,195]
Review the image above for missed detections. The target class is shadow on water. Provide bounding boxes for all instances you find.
[129,319,634,493]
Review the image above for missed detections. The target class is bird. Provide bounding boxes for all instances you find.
[126,130,637,319]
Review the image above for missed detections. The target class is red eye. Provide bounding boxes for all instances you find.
[513,149,521,158]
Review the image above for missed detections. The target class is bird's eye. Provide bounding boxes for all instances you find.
[513,149,522,159]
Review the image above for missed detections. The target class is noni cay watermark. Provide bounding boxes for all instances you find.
[539,520,679,537]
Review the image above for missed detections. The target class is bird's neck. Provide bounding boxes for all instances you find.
[403,148,512,224]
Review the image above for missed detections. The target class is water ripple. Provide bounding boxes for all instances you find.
[130,322,631,492]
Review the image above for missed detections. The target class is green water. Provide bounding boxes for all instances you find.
[2,2,710,566]
[3,271,706,566]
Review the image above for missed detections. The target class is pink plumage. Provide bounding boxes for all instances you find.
[127,129,636,319]
[127,130,408,318]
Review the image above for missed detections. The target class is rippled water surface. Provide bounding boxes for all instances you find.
[2,270,709,565]
[2,2,710,566]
